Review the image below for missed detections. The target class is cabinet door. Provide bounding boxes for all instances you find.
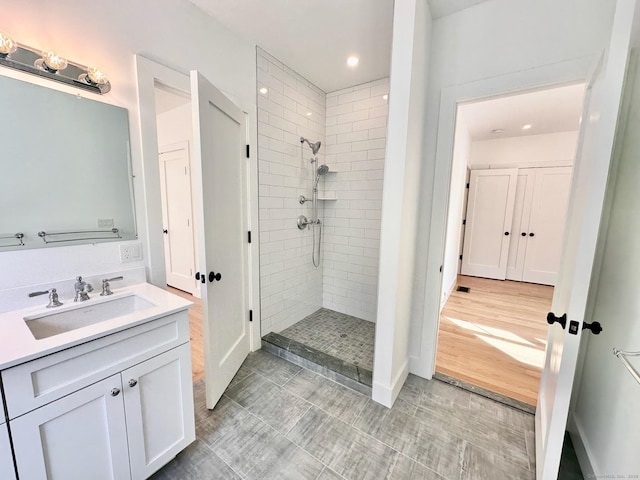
[11,375,131,480]
[0,423,16,480]
[522,167,573,285]
[506,169,535,281]
[461,168,518,279]
[123,343,195,479]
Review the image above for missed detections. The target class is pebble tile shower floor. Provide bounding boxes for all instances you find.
[279,308,376,371]
[151,350,537,480]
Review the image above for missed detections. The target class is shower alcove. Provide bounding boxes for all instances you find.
[256,48,389,392]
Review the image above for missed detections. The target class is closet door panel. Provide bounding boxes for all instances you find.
[461,168,518,280]
[522,167,573,285]
[506,169,535,281]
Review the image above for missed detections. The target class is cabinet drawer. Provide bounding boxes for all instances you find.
[2,311,189,419]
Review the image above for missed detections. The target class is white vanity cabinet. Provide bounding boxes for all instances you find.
[3,310,195,480]
[0,395,16,480]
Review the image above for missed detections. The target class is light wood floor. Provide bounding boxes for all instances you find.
[436,275,553,406]
[166,287,205,383]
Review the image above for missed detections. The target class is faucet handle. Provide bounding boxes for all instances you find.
[28,288,63,308]
[100,276,123,296]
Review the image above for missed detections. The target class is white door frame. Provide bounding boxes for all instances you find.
[411,55,601,379]
[134,56,261,352]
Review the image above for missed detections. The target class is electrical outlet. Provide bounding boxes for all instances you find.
[98,218,114,228]
[120,243,143,263]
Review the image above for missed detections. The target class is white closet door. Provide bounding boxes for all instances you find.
[506,169,535,281]
[522,167,573,285]
[461,168,518,280]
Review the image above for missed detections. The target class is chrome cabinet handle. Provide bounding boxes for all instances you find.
[111,388,121,397]
[128,379,138,388]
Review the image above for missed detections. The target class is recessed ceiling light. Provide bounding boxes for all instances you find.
[259,87,268,95]
[491,128,504,134]
[306,111,312,116]
[346,56,359,67]
[383,94,388,101]
[522,124,532,130]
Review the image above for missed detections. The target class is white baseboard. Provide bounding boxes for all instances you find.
[568,412,596,478]
[440,278,457,312]
[372,359,409,407]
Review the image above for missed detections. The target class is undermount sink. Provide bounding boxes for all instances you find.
[23,294,156,340]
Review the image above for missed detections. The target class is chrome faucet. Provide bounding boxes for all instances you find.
[74,276,93,302]
[100,276,123,296]
[28,288,63,308]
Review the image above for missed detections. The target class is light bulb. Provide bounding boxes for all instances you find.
[383,94,388,101]
[522,124,532,130]
[347,56,359,67]
[0,32,17,57]
[37,50,68,73]
[259,87,268,95]
[86,66,109,85]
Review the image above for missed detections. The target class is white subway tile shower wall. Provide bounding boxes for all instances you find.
[322,78,389,322]
[257,48,326,334]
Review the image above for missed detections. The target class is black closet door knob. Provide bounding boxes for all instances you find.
[209,272,222,282]
[195,272,205,283]
[521,232,527,237]
[163,229,168,234]
[504,231,510,236]
[529,233,535,237]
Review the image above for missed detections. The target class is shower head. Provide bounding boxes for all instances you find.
[300,137,322,155]
[313,165,330,191]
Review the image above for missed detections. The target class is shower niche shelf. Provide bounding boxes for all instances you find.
[318,196,337,201]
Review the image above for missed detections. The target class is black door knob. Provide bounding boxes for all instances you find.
[195,272,205,283]
[521,232,527,237]
[504,231,510,236]
[547,312,567,329]
[209,272,222,282]
[582,321,603,335]
[529,233,535,237]
[163,229,168,234]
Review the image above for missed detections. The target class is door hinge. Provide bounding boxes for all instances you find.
[466,182,470,189]
[459,254,463,260]
[246,144,250,158]
[248,231,252,243]
[462,219,466,225]
[249,309,253,322]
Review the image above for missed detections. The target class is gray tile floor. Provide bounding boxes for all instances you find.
[279,308,376,370]
[152,350,535,480]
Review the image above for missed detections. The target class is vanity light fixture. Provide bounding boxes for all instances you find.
[0,31,17,58]
[347,56,359,67]
[0,32,111,94]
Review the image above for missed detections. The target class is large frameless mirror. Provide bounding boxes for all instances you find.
[0,75,136,250]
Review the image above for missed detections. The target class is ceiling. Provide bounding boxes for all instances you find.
[459,83,586,141]
[187,0,490,94]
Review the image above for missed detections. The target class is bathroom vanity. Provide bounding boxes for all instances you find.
[0,283,194,480]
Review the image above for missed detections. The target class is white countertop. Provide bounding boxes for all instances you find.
[0,283,192,370]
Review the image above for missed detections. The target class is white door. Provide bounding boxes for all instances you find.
[190,71,251,409]
[536,0,636,477]
[461,168,518,279]
[123,344,195,479]
[11,375,131,480]
[0,423,15,480]
[159,141,197,294]
[523,167,573,285]
[506,169,535,281]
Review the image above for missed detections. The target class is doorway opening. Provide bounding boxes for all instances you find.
[436,83,586,409]
[152,82,204,384]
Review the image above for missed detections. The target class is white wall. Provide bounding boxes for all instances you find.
[256,49,326,334]
[441,114,471,307]
[322,78,389,322]
[569,50,640,477]
[409,0,618,377]
[373,0,432,407]
[156,103,193,148]
[470,131,579,168]
[0,1,257,305]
